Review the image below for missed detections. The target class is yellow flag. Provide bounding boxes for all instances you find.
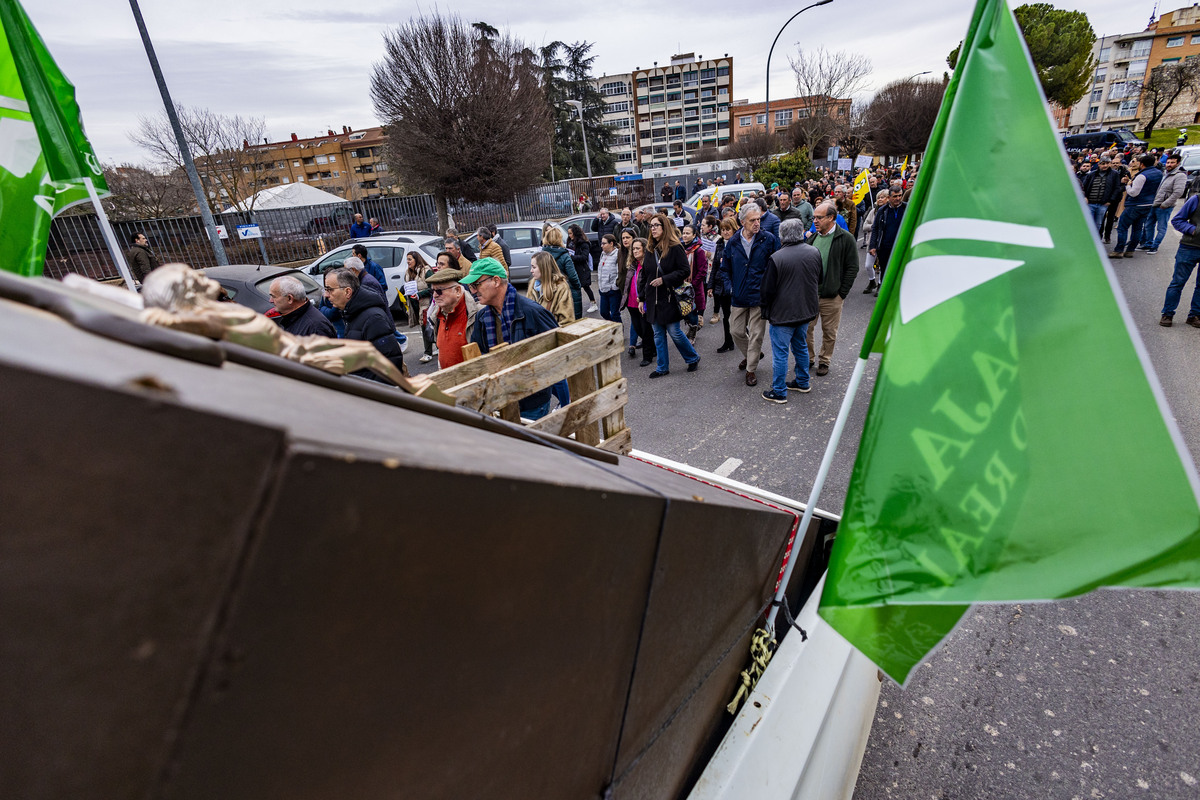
[852,169,870,204]
[899,156,908,175]
[735,190,745,212]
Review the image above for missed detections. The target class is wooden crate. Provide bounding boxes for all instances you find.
[429,318,631,454]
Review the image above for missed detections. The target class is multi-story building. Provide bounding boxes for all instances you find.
[224,126,393,204]
[594,52,734,172]
[730,95,853,140]
[1067,9,1200,135]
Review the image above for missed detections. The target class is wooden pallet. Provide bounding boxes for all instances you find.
[429,318,631,454]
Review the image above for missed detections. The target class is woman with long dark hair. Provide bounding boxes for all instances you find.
[404,250,437,363]
[625,238,656,367]
[707,217,737,353]
[639,214,699,378]
[567,223,597,313]
[617,229,639,355]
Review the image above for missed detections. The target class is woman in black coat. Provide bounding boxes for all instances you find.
[638,213,700,378]
[567,223,596,312]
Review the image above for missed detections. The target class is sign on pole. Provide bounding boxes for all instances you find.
[237,223,262,240]
[854,155,873,169]
[837,158,852,171]
[213,224,228,240]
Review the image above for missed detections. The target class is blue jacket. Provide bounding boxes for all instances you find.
[720,229,780,307]
[870,202,907,252]
[760,209,781,239]
[471,289,560,411]
[362,257,387,289]
[349,222,372,238]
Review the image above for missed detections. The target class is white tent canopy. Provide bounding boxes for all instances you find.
[224,183,348,213]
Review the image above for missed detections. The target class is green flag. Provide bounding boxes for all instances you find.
[818,0,1200,684]
[0,0,107,277]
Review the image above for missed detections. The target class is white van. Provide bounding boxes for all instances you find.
[684,181,766,213]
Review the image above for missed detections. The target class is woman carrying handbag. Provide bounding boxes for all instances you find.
[639,214,700,378]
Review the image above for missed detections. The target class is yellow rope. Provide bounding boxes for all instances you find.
[726,626,776,714]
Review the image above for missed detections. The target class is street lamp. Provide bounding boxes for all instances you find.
[908,70,932,81]
[564,100,593,179]
[764,0,834,135]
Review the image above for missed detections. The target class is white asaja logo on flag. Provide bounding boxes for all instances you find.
[900,218,1054,325]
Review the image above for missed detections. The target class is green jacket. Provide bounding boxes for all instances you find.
[807,225,859,299]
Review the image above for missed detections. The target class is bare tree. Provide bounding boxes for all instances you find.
[371,14,551,232]
[787,48,872,159]
[100,163,196,220]
[866,78,946,158]
[130,106,270,214]
[729,130,783,178]
[1138,61,1200,142]
[836,100,873,165]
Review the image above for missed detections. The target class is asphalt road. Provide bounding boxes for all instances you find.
[401,228,1200,799]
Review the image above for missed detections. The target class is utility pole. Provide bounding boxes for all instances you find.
[127,0,228,265]
[565,100,592,178]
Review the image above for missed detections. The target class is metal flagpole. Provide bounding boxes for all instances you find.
[127,0,228,266]
[766,356,869,633]
[84,177,137,291]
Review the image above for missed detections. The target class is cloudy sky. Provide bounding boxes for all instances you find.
[28,0,1153,167]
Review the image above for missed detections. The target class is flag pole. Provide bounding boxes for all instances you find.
[767,356,869,633]
[84,177,137,292]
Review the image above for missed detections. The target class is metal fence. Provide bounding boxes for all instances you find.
[43,175,686,281]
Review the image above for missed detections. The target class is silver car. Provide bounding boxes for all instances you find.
[462,221,566,286]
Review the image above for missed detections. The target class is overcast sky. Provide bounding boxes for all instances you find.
[28,0,1154,167]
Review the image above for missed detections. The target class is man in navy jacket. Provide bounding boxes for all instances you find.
[717,203,779,387]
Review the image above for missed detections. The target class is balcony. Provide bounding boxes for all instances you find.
[1103,110,1139,121]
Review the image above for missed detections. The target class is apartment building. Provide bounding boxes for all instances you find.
[214,126,393,204]
[730,95,853,140]
[594,52,734,172]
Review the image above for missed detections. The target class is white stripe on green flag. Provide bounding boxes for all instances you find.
[818,0,1200,684]
[0,0,108,277]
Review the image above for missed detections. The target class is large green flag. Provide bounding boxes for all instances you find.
[818,0,1200,684]
[0,0,107,277]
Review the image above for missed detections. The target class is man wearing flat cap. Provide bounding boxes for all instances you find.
[426,267,477,369]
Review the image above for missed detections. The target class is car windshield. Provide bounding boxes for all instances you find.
[1182,153,1200,170]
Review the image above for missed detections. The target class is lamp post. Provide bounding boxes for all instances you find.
[564,100,592,179]
[764,0,834,135]
[908,70,932,82]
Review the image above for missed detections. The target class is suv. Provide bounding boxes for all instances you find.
[302,233,444,314]
[1062,129,1143,151]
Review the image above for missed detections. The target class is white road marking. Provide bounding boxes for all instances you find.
[714,457,742,478]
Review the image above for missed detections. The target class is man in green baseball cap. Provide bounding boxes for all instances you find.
[463,257,561,420]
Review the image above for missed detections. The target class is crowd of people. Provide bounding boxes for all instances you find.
[1071,145,1200,328]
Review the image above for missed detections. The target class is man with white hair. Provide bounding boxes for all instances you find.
[269,275,335,337]
[341,255,386,298]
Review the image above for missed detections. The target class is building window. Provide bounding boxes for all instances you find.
[797,108,810,118]
[1087,106,1098,122]
[315,155,328,164]
[1118,99,1139,116]
[649,93,664,105]
[667,91,681,103]
[1162,57,1182,63]
[649,76,664,88]
[280,176,289,183]
[1131,40,1152,58]
[1091,88,1102,102]
[606,101,630,113]
[1193,35,1200,45]
[1094,67,1106,83]
[601,81,628,96]
[700,68,716,81]
[756,113,766,124]
[1167,36,1185,48]
[717,65,730,77]
[1128,59,1148,77]
[1098,46,1111,62]
[739,116,752,126]
[775,109,793,126]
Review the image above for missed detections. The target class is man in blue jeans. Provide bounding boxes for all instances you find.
[759,219,823,403]
[1080,157,1121,233]
[1140,153,1186,253]
[1112,154,1163,258]
[1161,192,1200,328]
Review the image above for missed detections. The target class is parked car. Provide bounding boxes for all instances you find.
[635,202,697,228]
[462,221,566,286]
[302,233,444,314]
[199,265,324,314]
[1179,148,1200,197]
[683,181,766,213]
